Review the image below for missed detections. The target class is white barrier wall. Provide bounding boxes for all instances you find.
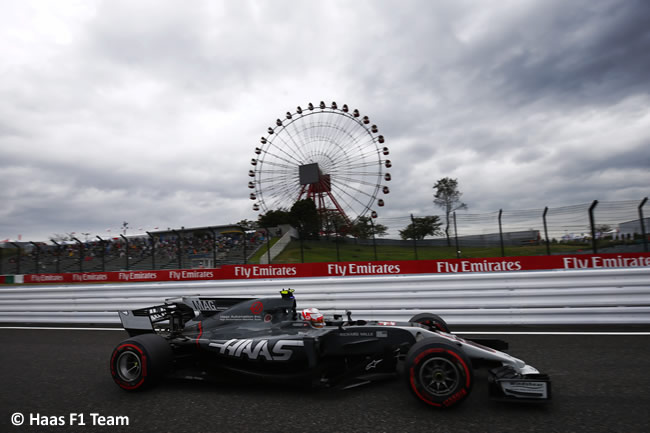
[0,267,649,325]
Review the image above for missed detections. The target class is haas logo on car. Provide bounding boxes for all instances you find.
[209,339,304,361]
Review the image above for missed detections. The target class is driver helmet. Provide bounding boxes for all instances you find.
[300,307,325,328]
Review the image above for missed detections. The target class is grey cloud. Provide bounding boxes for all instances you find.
[1,0,648,241]
[465,0,650,108]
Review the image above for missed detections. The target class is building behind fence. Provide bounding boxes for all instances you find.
[1,198,648,274]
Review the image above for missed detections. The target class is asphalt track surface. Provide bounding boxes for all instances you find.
[1,328,649,433]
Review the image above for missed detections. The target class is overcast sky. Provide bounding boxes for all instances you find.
[1,0,649,242]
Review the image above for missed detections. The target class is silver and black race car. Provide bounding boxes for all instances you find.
[110,289,550,408]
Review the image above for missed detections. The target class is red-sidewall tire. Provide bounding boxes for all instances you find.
[110,333,173,391]
[409,313,450,333]
[405,340,473,409]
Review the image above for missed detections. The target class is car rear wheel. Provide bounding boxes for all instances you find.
[405,341,473,408]
[409,313,450,333]
[110,333,173,391]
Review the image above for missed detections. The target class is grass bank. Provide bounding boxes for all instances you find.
[268,239,586,264]
[247,237,282,264]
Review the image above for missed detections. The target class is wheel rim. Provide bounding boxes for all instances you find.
[419,356,459,396]
[116,351,142,382]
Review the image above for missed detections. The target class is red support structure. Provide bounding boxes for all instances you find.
[297,174,351,226]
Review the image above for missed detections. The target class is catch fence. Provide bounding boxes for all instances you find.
[0,198,647,273]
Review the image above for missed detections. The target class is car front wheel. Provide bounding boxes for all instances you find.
[405,340,473,408]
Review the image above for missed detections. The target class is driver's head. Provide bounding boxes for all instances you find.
[300,307,325,328]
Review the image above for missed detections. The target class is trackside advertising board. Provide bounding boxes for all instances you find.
[13,252,650,284]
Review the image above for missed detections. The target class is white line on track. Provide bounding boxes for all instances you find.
[0,326,649,335]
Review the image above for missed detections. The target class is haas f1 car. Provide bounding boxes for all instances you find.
[110,289,550,408]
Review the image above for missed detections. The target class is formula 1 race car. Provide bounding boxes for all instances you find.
[110,289,550,408]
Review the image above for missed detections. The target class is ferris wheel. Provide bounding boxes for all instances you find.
[248,101,391,225]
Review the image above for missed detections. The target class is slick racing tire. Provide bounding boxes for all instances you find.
[409,313,450,333]
[110,333,173,391]
[405,341,473,409]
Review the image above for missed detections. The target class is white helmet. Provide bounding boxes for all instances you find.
[300,308,325,328]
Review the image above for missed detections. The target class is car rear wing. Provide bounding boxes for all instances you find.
[118,296,254,336]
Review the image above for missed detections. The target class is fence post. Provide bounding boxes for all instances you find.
[299,223,305,263]
[172,230,182,269]
[72,237,83,272]
[264,226,272,264]
[51,240,61,273]
[370,219,378,260]
[543,207,550,255]
[11,242,21,275]
[206,228,216,267]
[639,197,648,252]
[589,200,599,254]
[240,227,248,265]
[145,232,155,270]
[334,221,340,262]
[30,241,40,274]
[119,235,129,270]
[498,209,505,257]
[454,212,460,258]
[96,236,105,272]
[410,214,418,260]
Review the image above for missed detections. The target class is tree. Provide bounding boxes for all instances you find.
[433,177,467,246]
[257,209,291,228]
[289,199,320,239]
[595,224,612,233]
[399,216,443,240]
[350,216,388,239]
[321,210,349,237]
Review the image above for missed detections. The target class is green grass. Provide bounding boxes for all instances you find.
[248,237,282,264]
[268,240,589,263]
